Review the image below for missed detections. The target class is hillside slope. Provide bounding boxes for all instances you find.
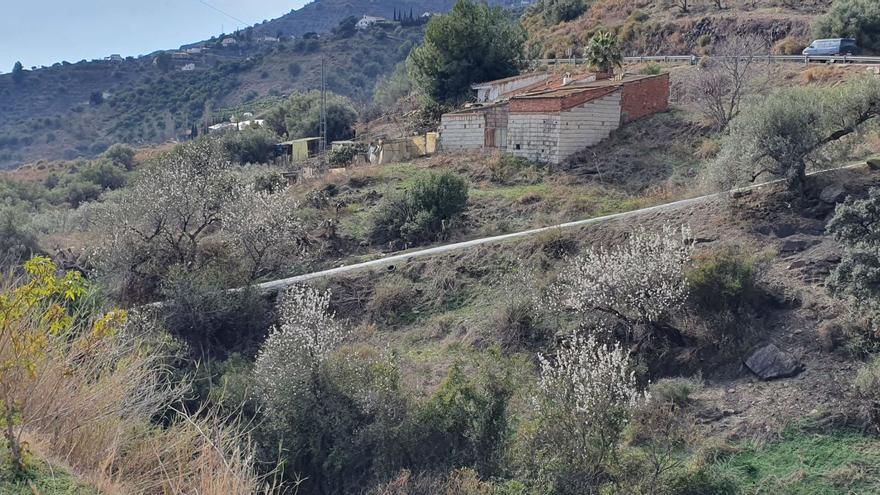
[0,24,423,169]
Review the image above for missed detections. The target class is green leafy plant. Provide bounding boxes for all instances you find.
[584,31,623,74]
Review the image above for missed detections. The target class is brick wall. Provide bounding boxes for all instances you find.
[509,87,617,113]
[620,73,669,123]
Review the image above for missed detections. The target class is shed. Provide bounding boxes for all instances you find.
[439,102,509,152]
[506,73,669,164]
[277,137,321,162]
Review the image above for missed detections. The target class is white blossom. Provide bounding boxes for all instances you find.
[538,332,646,423]
[254,285,347,410]
[549,224,694,324]
[93,140,242,279]
[222,187,307,278]
[533,328,648,479]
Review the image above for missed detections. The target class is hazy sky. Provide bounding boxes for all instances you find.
[0,0,310,71]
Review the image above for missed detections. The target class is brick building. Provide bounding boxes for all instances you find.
[506,73,669,164]
[439,72,669,164]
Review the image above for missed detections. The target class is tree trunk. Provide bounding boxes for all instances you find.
[785,161,807,202]
[4,401,24,476]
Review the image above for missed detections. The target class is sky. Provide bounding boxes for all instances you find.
[0,0,310,72]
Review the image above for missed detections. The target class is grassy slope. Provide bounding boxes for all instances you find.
[0,445,96,495]
[524,0,831,58]
[715,430,880,494]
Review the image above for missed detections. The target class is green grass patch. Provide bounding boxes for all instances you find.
[0,444,96,495]
[713,430,880,494]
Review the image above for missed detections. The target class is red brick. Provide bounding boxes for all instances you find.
[620,73,669,123]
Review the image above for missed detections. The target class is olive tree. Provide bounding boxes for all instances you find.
[827,188,880,327]
[709,77,880,197]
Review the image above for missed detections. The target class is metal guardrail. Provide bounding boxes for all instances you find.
[533,54,880,66]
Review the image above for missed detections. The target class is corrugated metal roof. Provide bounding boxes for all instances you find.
[471,71,548,88]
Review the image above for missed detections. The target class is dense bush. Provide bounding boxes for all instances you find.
[686,247,762,314]
[0,206,40,266]
[814,0,880,53]
[159,266,272,353]
[220,127,279,164]
[328,142,365,166]
[370,171,469,246]
[412,364,512,475]
[264,90,357,142]
[102,143,137,170]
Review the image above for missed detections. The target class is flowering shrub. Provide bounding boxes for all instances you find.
[255,285,346,394]
[526,329,647,493]
[549,224,694,325]
[222,187,307,279]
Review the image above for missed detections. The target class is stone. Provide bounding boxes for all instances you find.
[867,157,880,171]
[780,239,811,253]
[745,344,804,380]
[819,184,847,204]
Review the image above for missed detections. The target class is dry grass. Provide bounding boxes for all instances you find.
[5,309,278,495]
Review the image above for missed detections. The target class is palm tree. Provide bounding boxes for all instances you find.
[584,31,623,75]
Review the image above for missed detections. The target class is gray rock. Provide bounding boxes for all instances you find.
[819,184,847,204]
[745,344,804,380]
[779,238,816,253]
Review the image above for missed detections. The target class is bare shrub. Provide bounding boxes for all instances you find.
[854,357,880,430]
[686,35,769,131]
[487,265,547,350]
[367,275,420,323]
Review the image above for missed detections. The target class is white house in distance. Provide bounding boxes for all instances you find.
[221,37,237,47]
[181,63,196,72]
[356,15,387,30]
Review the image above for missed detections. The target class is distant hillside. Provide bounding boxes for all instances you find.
[0,23,425,169]
[0,0,535,170]
[247,0,527,40]
[523,0,832,58]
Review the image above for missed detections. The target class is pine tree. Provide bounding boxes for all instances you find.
[11,61,23,84]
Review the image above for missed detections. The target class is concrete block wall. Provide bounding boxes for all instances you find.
[506,113,563,163]
[557,91,622,159]
[507,91,622,164]
[440,113,485,150]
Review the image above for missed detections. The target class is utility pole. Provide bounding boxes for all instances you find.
[320,55,328,157]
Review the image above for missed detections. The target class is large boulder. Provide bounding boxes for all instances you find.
[745,344,803,380]
[819,184,847,204]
